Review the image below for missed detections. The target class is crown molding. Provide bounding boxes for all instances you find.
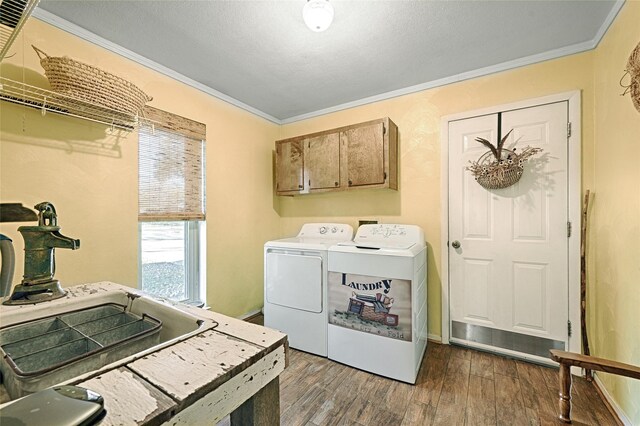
[282,0,625,124]
[31,9,282,125]
[33,1,625,125]
[591,0,625,49]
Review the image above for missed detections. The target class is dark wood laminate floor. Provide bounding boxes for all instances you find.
[279,344,618,426]
[244,314,617,425]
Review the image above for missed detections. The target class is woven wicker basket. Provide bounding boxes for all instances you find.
[629,42,640,113]
[33,45,152,116]
[624,41,640,113]
[631,80,640,113]
[474,149,524,190]
[627,41,640,75]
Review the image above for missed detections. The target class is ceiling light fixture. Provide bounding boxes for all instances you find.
[303,0,334,32]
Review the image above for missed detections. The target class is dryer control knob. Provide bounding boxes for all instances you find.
[331,227,338,233]
[319,226,328,234]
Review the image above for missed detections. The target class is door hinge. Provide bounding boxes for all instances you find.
[567,122,572,138]
[383,125,386,135]
[383,171,387,181]
[567,221,572,238]
[567,320,572,337]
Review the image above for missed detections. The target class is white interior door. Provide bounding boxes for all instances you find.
[448,101,569,359]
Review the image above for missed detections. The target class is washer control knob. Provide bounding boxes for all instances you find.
[331,227,338,233]
[319,226,328,234]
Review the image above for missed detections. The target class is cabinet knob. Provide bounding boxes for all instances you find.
[298,184,303,189]
[348,180,352,186]
[335,182,338,186]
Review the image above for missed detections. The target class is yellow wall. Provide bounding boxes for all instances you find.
[277,52,595,340]
[0,19,281,317]
[276,5,639,416]
[0,5,638,420]
[591,2,640,422]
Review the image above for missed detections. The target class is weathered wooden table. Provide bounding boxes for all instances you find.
[0,282,287,425]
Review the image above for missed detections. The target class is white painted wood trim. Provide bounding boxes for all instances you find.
[283,46,590,124]
[427,333,442,343]
[281,0,623,124]
[239,308,263,321]
[31,10,281,125]
[593,371,633,426]
[440,90,582,354]
[591,0,626,49]
[166,345,286,425]
[33,2,623,125]
[205,310,286,348]
[440,117,451,345]
[442,90,582,123]
[567,91,582,359]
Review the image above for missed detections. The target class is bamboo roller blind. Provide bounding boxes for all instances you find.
[138,107,206,221]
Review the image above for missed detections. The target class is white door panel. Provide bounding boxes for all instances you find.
[463,171,494,240]
[265,252,323,313]
[449,102,569,357]
[461,257,494,324]
[449,114,499,330]
[512,261,548,331]
[502,102,568,341]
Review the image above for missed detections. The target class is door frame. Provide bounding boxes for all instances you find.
[439,90,582,359]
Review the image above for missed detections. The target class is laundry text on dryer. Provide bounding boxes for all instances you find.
[341,273,392,294]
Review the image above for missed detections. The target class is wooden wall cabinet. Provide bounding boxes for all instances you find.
[307,133,341,190]
[275,118,397,196]
[275,139,304,193]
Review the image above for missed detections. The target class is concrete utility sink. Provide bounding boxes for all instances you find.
[0,283,213,402]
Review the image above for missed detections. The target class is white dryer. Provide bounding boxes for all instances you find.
[327,224,427,383]
[264,223,353,357]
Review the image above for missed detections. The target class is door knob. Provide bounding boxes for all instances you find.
[451,240,461,249]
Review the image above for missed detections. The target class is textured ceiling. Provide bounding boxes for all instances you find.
[36,0,621,122]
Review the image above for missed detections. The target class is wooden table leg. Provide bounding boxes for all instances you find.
[551,349,640,423]
[230,377,280,425]
[558,363,573,423]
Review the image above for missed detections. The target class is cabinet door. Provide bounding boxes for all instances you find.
[306,133,340,190]
[275,140,304,192]
[342,122,385,187]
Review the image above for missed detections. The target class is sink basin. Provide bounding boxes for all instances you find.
[0,285,212,401]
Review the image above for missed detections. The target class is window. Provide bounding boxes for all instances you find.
[138,107,206,305]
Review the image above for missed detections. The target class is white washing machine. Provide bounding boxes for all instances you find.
[327,224,427,383]
[264,223,353,357]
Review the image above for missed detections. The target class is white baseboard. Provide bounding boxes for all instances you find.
[238,308,263,321]
[427,333,442,343]
[593,371,633,426]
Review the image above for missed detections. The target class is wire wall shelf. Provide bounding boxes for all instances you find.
[0,77,154,131]
[0,0,40,61]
